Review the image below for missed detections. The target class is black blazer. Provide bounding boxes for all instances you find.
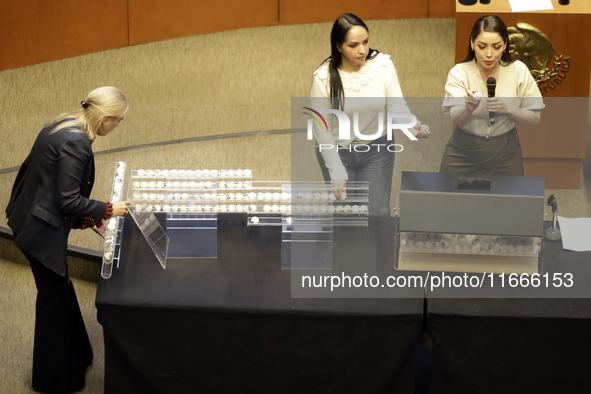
[5,125,107,276]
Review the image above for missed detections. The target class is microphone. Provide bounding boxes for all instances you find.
[486,77,496,127]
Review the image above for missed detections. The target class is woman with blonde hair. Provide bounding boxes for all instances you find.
[6,86,130,393]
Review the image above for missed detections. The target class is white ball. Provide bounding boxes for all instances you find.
[141,182,149,188]
[227,193,235,200]
[137,169,145,176]
[295,205,303,213]
[194,205,202,212]
[236,169,244,177]
[249,205,257,212]
[203,193,211,201]
[153,205,161,212]
[135,204,143,212]
[280,205,287,213]
[360,205,368,213]
[161,169,169,177]
[248,192,256,200]
[209,170,217,176]
[235,193,244,200]
[236,205,244,212]
[319,205,328,213]
[228,170,235,177]
[104,252,113,262]
[182,193,189,200]
[251,216,259,224]
[197,181,205,189]
[311,205,319,213]
[286,217,293,225]
[227,181,235,188]
[219,205,228,212]
[163,205,171,213]
[265,192,273,200]
[156,182,165,188]
[218,193,227,200]
[303,205,312,213]
[244,169,252,176]
[204,181,213,189]
[263,205,271,212]
[179,205,188,213]
[352,205,360,213]
[172,205,179,213]
[173,182,181,189]
[271,205,279,212]
[281,193,290,200]
[107,221,117,231]
[329,193,337,201]
[236,182,243,188]
[170,169,178,176]
[195,194,202,201]
[344,205,352,212]
[228,205,236,212]
[335,206,344,213]
[148,182,156,188]
[257,193,265,200]
[149,193,157,200]
[273,193,281,200]
[328,205,336,213]
[304,193,313,200]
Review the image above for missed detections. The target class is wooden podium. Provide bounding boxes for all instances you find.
[456,0,591,188]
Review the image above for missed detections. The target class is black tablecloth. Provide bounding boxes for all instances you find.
[426,233,591,394]
[96,215,425,394]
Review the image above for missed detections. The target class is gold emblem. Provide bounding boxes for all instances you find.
[508,23,571,94]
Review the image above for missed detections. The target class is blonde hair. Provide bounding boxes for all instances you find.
[48,86,129,140]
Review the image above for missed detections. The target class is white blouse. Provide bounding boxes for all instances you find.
[442,60,544,138]
[310,53,412,180]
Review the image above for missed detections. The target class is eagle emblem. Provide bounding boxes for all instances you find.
[508,23,562,85]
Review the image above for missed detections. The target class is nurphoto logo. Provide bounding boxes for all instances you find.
[303,107,418,153]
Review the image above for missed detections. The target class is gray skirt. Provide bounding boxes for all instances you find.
[439,127,524,176]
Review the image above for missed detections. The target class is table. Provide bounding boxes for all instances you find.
[426,233,591,393]
[96,215,425,394]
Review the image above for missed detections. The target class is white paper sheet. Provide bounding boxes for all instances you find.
[508,0,553,12]
[557,216,591,252]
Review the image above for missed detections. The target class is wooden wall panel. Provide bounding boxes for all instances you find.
[429,0,456,18]
[523,159,581,189]
[128,0,278,45]
[279,0,428,25]
[0,0,128,72]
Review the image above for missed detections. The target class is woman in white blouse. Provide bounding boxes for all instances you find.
[311,13,427,217]
[440,14,544,175]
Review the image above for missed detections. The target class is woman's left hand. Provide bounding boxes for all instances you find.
[413,123,431,139]
[485,97,511,114]
[91,224,106,238]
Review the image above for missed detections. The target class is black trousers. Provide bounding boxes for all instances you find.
[25,252,93,393]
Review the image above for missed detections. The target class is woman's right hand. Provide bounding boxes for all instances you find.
[112,201,131,217]
[332,179,347,200]
[465,90,481,113]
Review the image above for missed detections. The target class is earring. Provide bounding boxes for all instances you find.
[102,125,105,129]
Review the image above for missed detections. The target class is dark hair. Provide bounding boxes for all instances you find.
[320,13,379,110]
[461,15,514,65]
